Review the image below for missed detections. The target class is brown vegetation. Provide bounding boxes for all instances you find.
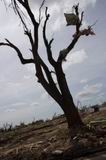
[0,107,106,160]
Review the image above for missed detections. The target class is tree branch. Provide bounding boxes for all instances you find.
[11,1,34,52]
[55,63,74,104]
[24,29,34,48]
[0,39,34,64]
[12,0,37,25]
[43,7,56,67]
[57,36,79,62]
[37,54,61,95]
[23,0,38,26]
[10,1,61,100]
[39,0,45,24]
[12,0,39,52]
[0,38,62,103]
[23,0,39,51]
[34,54,62,104]
[57,4,95,63]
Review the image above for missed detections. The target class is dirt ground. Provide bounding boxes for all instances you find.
[0,107,106,160]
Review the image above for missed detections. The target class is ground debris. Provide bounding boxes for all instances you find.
[0,109,106,160]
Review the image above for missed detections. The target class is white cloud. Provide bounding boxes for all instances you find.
[5,0,11,3]
[70,0,96,9]
[1,0,97,34]
[7,82,21,87]
[41,92,49,100]
[23,75,32,80]
[5,108,16,113]
[77,83,103,99]
[49,0,97,31]
[0,104,36,126]
[80,21,89,30]
[11,102,27,107]
[63,49,88,70]
[52,17,65,32]
[30,102,39,107]
[49,2,61,15]
[26,64,35,73]
[80,79,88,84]
[29,0,97,32]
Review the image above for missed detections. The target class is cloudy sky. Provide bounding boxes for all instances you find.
[0,0,106,126]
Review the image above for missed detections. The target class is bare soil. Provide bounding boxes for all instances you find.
[0,108,106,160]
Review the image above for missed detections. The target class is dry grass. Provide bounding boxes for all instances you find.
[0,107,106,160]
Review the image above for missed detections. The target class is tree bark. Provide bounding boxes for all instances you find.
[54,63,84,129]
[61,98,84,129]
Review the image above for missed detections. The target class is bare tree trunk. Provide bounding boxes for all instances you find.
[61,98,84,129]
[54,63,84,129]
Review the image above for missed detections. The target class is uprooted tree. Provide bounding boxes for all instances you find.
[0,1,95,131]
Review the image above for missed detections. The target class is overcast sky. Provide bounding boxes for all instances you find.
[0,0,106,127]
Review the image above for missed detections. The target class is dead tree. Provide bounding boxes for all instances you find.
[0,1,95,131]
